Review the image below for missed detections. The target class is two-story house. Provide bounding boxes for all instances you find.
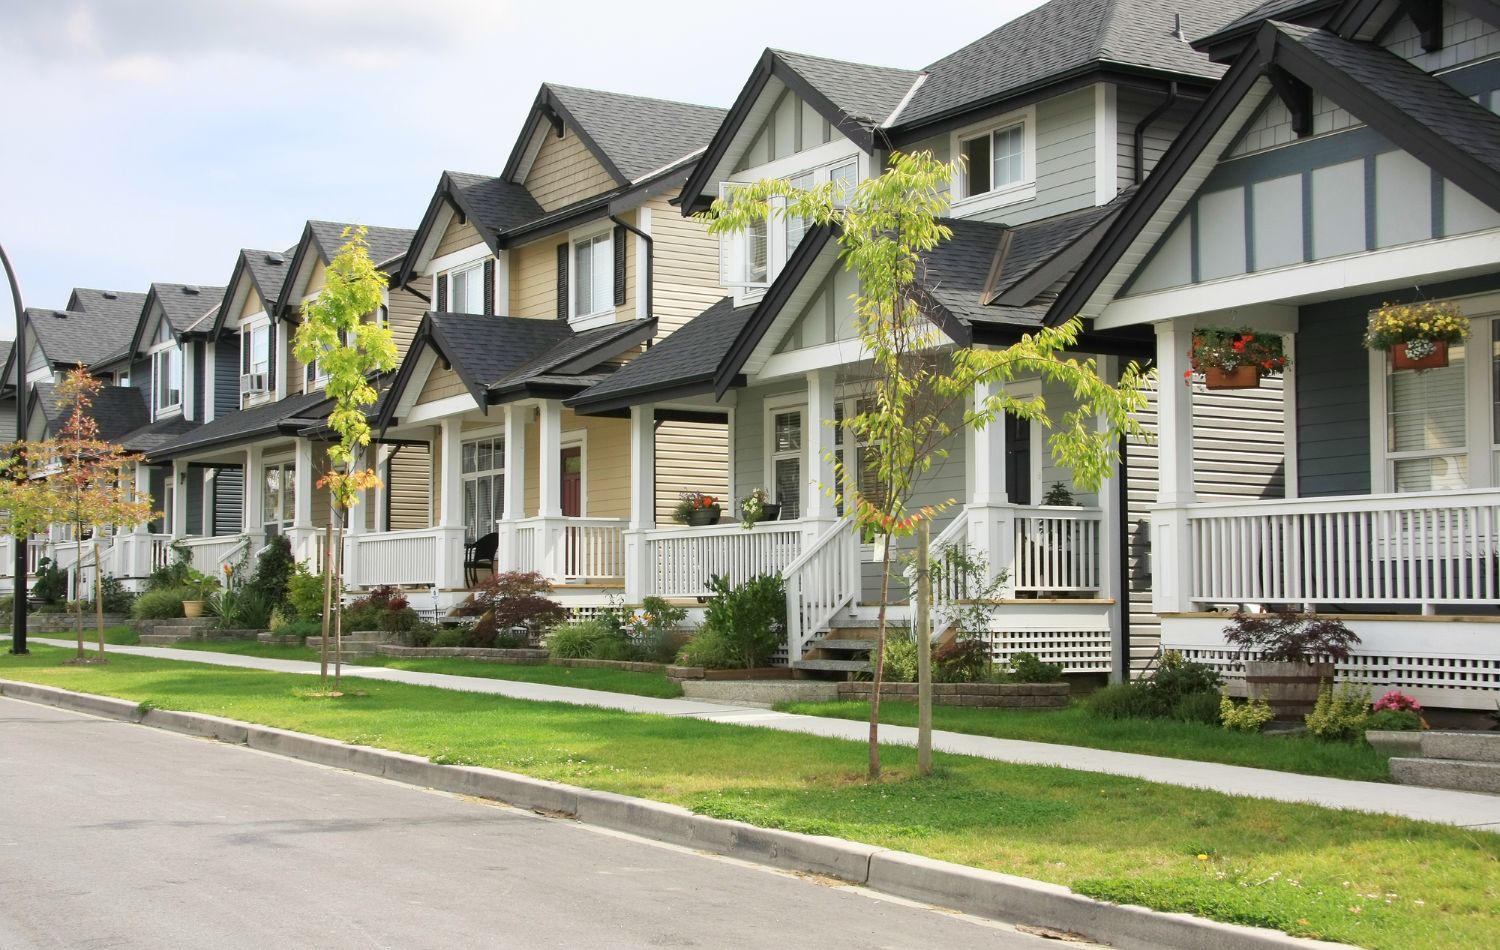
[352,83,728,608]
[568,0,1274,678]
[1040,0,1500,710]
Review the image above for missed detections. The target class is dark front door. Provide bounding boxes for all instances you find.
[560,447,582,518]
[1005,416,1032,506]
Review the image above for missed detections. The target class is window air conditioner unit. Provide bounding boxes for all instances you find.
[240,372,267,395]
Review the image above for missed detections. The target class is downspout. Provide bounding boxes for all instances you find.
[1116,434,1132,683]
[609,214,653,331]
[1133,82,1180,184]
[384,444,401,532]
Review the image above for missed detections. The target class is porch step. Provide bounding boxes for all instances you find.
[792,658,871,674]
[1421,732,1500,764]
[1389,757,1500,795]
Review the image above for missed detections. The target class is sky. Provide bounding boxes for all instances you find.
[0,0,1050,335]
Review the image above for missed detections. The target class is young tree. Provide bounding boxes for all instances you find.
[704,151,1150,779]
[292,227,397,689]
[0,369,155,659]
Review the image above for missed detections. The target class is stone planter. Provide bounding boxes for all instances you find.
[1245,660,1334,721]
[182,600,204,619]
[1391,340,1448,371]
[1366,729,1424,756]
[1204,365,1260,390]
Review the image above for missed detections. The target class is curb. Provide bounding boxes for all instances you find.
[0,679,1350,950]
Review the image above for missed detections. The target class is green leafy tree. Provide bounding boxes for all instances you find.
[704,151,1150,779]
[0,369,155,659]
[291,227,397,687]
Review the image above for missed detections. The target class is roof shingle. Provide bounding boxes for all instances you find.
[544,84,727,181]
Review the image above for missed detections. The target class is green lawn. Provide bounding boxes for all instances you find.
[776,699,1392,782]
[353,655,683,698]
[1,646,1494,948]
[164,640,322,662]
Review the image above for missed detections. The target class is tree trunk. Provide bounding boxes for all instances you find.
[320,522,334,683]
[73,534,84,659]
[869,538,893,782]
[333,512,343,691]
[915,520,932,776]
[94,537,106,658]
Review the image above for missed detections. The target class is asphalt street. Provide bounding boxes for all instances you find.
[0,696,1072,949]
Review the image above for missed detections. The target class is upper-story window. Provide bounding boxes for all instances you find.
[572,231,613,320]
[239,322,270,398]
[722,157,859,295]
[445,261,485,314]
[149,320,182,417]
[951,108,1036,214]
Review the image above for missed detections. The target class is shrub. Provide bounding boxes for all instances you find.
[31,558,67,606]
[1372,689,1422,715]
[286,567,326,620]
[144,542,192,592]
[245,535,295,608]
[1365,709,1423,732]
[1148,651,1222,710]
[345,585,420,633]
[429,627,465,648]
[934,637,990,683]
[1223,609,1360,663]
[1171,690,1224,726]
[406,622,443,647]
[131,588,187,620]
[456,572,567,639]
[546,617,630,659]
[683,574,786,670]
[881,629,920,683]
[622,597,690,663]
[0,594,12,619]
[1085,683,1159,720]
[81,575,135,615]
[1305,682,1370,742]
[270,614,323,640]
[209,586,274,629]
[999,651,1063,684]
[1220,694,1274,733]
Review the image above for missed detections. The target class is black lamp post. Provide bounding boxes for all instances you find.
[1,242,28,654]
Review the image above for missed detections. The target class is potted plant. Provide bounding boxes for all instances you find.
[1041,482,1076,506]
[673,491,721,527]
[179,568,221,619]
[1188,327,1288,389]
[738,488,781,528]
[1363,300,1468,370]
[1364,689,1426,755]
[1223,609,1360,720]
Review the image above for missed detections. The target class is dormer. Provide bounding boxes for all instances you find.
[211,246,292,411]
[129,282,224,423]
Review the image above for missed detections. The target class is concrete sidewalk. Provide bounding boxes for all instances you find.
[15,636,1500,831]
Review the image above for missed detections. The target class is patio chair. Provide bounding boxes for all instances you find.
[464,532,499,587]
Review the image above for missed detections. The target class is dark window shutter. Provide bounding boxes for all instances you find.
[613,225,627,307]
[556,243,569,320]
[267,322,277,389]
[436,273,448,312]
[483,258,495,315]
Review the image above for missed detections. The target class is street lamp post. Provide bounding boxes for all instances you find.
[1,241,28,654]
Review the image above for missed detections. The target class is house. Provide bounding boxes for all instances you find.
[568,0,1275,678]
[1043,0,1500,709]
[349,83,729,607]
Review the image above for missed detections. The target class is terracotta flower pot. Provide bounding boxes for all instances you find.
[1204,365,1261,390]
[182,600,204,619]
[1391,340,1449,371]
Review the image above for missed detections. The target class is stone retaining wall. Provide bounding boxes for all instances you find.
[26,613,130,633]
[549,657,668,674]
[375,645,548,664]
[837,682,1070,709]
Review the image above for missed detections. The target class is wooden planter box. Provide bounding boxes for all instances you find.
[1204,365,1261,390]
[1245,660,1334,721]
[1391,340,1449,370]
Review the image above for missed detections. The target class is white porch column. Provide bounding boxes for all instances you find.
[623,404,656,602]
[434,417,466,590]
[170,459,189,539]
[969,379,1016,590]
[292,438,314,530]
[243,445,263,535]
[343,448,366,590]
[804,368,837,527]
[496,403,528,573]
[133,463,152,537]
[1153,320,1196,614]
[535,399,565,580]
[1094,356,1125,682]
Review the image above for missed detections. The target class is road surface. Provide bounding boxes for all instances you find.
[0,696,1073,949]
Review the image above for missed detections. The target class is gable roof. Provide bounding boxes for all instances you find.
[1196,0,1340,57]
[893,0,1256,131]
[568,297,757,414]
[1051,16,1500,325]
[208,246,294,339]
[488,318,655,398]
[151,283,225,335]
[278,220,416,318]
[393,171,547,287]
[66,288,148,324]
[770,50,923,128]
[26,306,137,370]
[31,381,149,442]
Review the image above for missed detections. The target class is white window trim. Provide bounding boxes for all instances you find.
[460,430,507,539]
[948,105,1038,216]
[148,329,183,419]
[568,226,616,330]
[1366,292,1500,493]
[763,396,806,518]
[561,430,588,518]
[444,259,487,314]
[261,460,297,534]
[239,318,273,407]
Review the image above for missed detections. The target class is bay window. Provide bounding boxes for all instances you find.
[572,232,613,319]
[461,436,505,542]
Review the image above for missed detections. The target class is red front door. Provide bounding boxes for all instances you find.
[560,447,582,518]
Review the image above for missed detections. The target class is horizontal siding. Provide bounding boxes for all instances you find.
[387,284,427,360]
[510,238,564,320]
[1115,86,1196,190]
[436,217,482,259]
[655,419,730,525]
[212,469,243,537]
[417,365,468,405]
[648,196,723,338]
[524,128,615,211]
[388,442,432,530]
[213,339,238,419]
[518,409,631,519]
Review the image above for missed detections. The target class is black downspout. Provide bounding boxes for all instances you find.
[1116,435,1131,683]
[384,444,401,531]
[1133,82,1181,184]
[609,214,653,322]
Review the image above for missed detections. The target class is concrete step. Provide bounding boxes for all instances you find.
[808,637,877,652]
[1390,757,1500,795]
[1420,732,1500,764]
[792,658,871,674]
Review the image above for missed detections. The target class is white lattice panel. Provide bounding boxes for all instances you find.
[976,627,1112,673]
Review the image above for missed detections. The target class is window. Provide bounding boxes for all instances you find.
[1386,343,1468,492]
[461,436,505,542]
[960,122,1025,197]
[262,462,296,535]
[723,157,861,294]
[770,409,803,519]
[829,160,857,208]
[447,262,485,314]
[150,319,182,417]
[572,233,613,318]
[785,171,814,258]
[240,323,270,396]
[832,399,883,517]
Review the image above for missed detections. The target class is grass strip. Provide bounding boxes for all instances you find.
[1,645,1494,949]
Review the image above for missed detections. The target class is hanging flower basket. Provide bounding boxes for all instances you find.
[1364,300,1467,371]
[1187,327,1287,390]
[673,492,721,526]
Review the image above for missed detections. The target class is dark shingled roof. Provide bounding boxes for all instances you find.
[919,219,1016,325]
[428,313,574,394]
[67,288,148,325]
[771,50,921,126]
[26,307,137,369]
[116,415,200,453]
[568,298,756,412]
[895,0,1256,128]
[32,382,149,442]
[152,283,225,334]
[545,84,727,181]
[244,248,293,312]
[1200,0,1336,47]
[147,389,331,460]
[987,199,1125,301]
[490,319,654,395]
[446,171,547,236]
[308,222,416,267]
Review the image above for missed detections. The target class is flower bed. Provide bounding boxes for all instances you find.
[837,681,1070,709]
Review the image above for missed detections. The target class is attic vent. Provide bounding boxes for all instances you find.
[182,285,200,295]
[265,252,285,265]
[101,291,118,299]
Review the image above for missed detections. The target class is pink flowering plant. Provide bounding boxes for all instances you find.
[1367,689,1427,732]
[1372,690,1422,714]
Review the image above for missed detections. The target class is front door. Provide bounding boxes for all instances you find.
[1005,415,1032,506]
[560,447,582,518]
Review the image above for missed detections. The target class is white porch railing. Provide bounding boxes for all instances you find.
[512,524,538,573]
[1186,488,1500,610]
[181,535,251,577]
[929,510,972,640]
[785,516,860,662]
[1012,508,1104,594]
[562,518,627,581]
[150,537,172,572]
[350,527,447,588]
[644,520,805,599]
